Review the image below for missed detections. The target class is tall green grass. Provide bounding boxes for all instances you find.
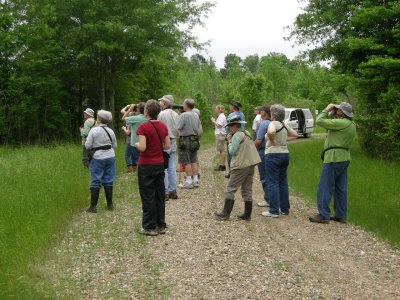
[288,139,400,247]
[0,143,125,298]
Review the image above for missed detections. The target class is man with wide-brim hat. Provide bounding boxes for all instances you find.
[80,108,96,168]
[215,115,261,221]
[225,100,246,178]
[309,102,357,224]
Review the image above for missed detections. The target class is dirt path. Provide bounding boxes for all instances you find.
[42,148,400,299]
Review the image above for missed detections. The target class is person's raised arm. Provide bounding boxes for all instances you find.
[122,104,135,120]
[286,124,298,141]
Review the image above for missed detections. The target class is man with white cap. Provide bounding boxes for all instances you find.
[309,102,357,224]
[80,108,96,168]
[158,95,179,200]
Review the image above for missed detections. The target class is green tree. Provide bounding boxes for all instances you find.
[290,0,400,159]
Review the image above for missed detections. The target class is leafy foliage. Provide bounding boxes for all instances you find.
[290,0,400,159]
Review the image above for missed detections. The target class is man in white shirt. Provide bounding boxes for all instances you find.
[211,105,227,171]
[252,106,262,138]
[158,95,180,200]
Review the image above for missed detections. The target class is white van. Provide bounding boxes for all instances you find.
[284,108,314,138]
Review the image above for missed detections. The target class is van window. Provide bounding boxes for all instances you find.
[285,111,290,119]
[302,109,313,119]
[290,111,297,121]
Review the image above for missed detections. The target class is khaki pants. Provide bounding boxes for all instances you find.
[226,165,255,202]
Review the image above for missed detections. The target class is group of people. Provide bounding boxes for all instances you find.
[79,96,357,236]
[80,96,202,236]
[211,100,356,224]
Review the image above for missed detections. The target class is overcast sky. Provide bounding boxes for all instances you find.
[186,0,307,68]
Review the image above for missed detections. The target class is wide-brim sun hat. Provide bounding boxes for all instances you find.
[225,115,246,127]
[334,102,353,118]
[158,95,174,106]
[229,100,242,109]
[83,108,94,117]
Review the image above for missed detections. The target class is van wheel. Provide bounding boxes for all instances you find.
[303,133,309,138]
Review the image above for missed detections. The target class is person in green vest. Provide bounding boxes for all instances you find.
[309,102,357,224]
[214,115,261,221]
[80,108,96,168]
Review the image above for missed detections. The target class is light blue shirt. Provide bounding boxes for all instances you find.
[256,119,270,150]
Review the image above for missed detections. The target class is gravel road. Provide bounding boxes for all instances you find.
[43,148,400,299]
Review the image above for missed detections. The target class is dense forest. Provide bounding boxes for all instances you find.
[1,0,399,159]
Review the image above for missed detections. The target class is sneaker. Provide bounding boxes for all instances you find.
[261,211,279,218]
[330,216,347,223]
[168,190,178,199]
[158,227,166,235]
[280,211,289,216]
[193,181,199,188]
[165,193,169,201]
[139,228,158,236]
[257,200,270,207]
[309,214,330,224]
[178,182,194,189]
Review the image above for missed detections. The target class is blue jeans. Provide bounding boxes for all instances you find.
[164,139,177,192]
[257,148,268,202]
[89,157,116,189]
[317,161,350,220]
[124,143,137,167]
[265,153,290,215]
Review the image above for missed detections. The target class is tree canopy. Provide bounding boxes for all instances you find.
[290,0,400,159]
[0,0,212,144]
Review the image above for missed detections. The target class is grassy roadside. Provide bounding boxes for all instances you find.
[0,143,129,298]
[287,139,400,247]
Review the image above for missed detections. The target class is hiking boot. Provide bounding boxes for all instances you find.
[168,190,178,199]
[214,199,235,220]
[330,216,347,223]
[261,211,279,218]
[309,214,330,224]
[237,201,252,220]
[178,181,194,189]
[139,228,158,236]
[257,200,270,207]
[214,165,226,171]
[127,166,133,173]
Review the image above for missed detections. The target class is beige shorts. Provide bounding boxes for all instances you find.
[215,134,226,152]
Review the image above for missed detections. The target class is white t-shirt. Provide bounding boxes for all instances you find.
[214,113,227,135]
[252,114,261,131]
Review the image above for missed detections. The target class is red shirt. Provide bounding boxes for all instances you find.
[136,120,168,165]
